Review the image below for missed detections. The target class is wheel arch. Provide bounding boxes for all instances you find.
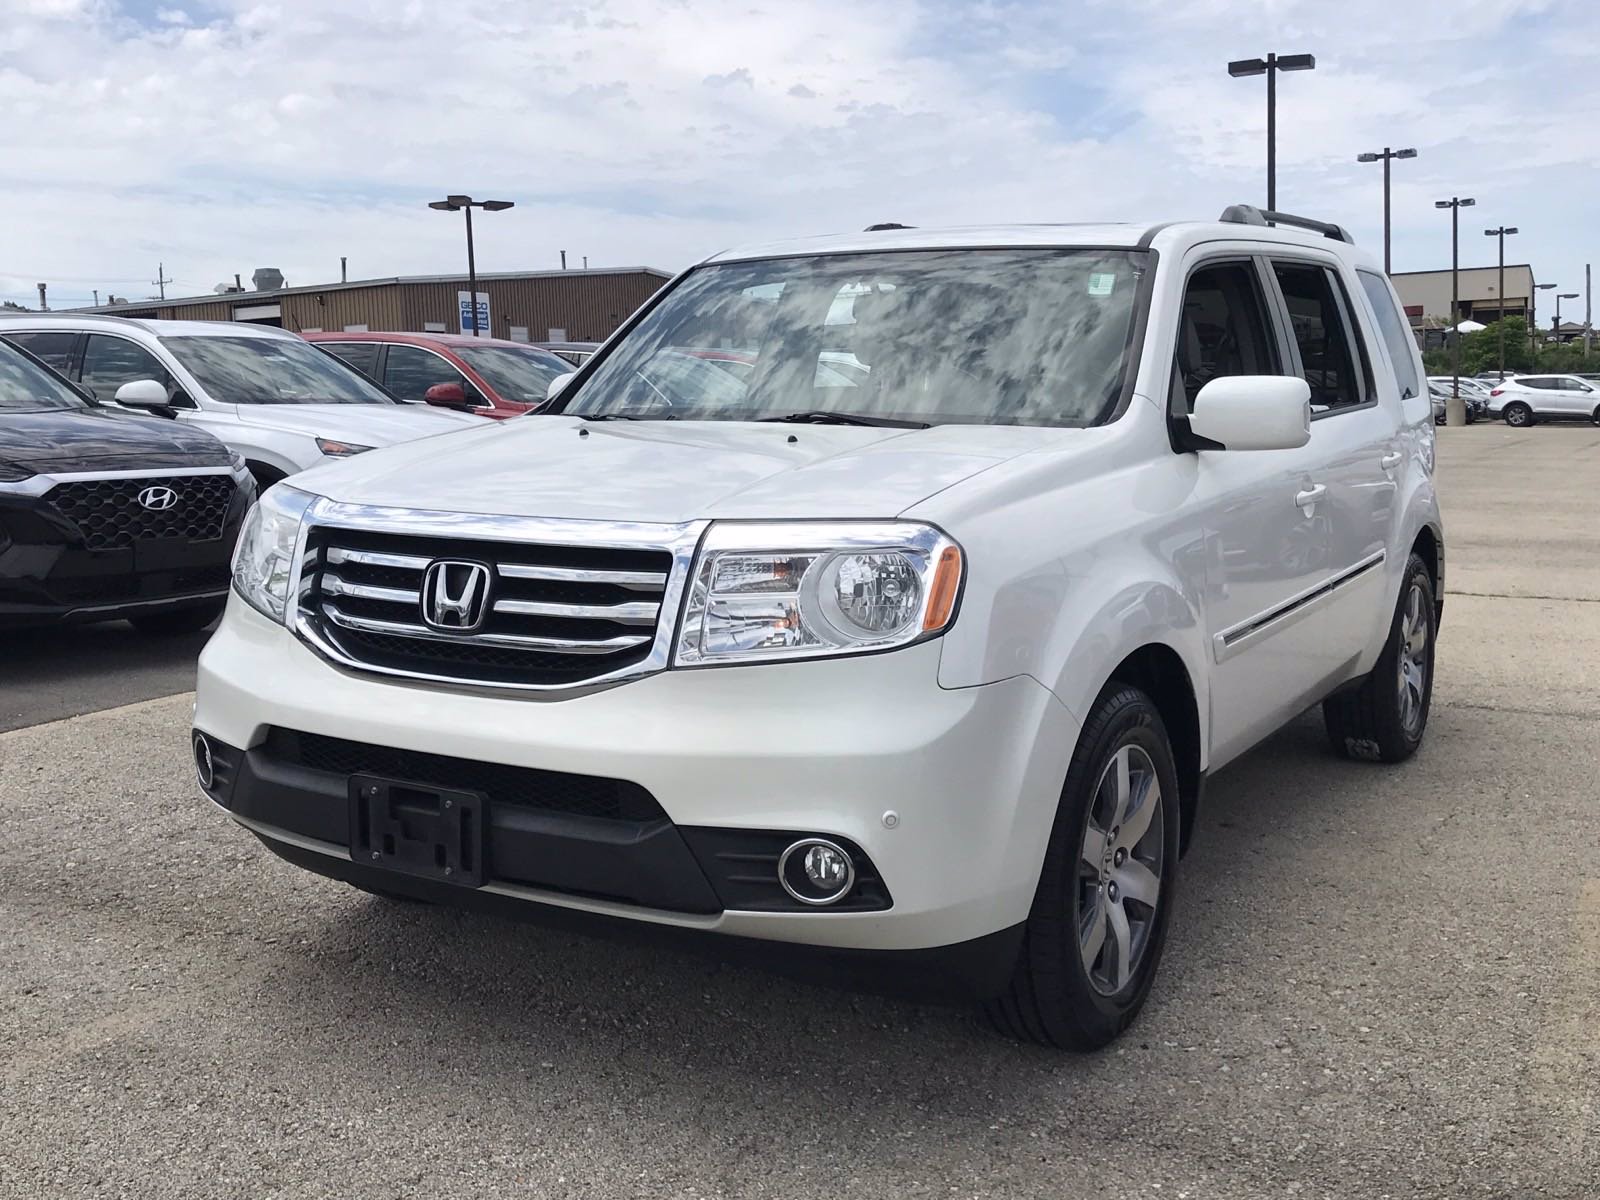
[1105,643,1204,856]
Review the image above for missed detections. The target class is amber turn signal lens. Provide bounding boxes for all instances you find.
[922,545,962,631]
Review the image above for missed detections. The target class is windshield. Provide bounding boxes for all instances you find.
[456,345,573,401]
[0,340,87,412]
[561,248,1149,427]
[160,335,396,405]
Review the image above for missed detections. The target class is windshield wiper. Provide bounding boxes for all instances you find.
[757,410,930,429]
[577,412,677,421]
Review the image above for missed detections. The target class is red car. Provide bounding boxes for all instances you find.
[303,331,575,419]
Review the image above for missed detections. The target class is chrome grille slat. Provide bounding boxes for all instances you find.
[321,574,420,605]
[495,563,667,589]
[326,546,433,571]
[322,603,651,654]
[492,598,659,624]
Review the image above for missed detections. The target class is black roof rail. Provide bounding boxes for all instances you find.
[864,222,915,231]
[1218,204,1353,245]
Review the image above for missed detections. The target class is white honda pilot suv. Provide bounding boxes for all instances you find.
[195,207,1443,1049]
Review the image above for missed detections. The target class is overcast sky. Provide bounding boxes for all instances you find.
[3,0,1597,314]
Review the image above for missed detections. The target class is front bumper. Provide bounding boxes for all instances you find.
[195,595,1078,956]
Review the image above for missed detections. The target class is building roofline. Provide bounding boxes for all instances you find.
[1388,263,1534,277]
[64,267,675,314]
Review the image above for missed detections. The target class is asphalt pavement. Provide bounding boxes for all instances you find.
[2,422,1597,1198]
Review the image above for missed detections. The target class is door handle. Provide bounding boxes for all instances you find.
[1381,452,1402,470]
[1294,484,1327,509]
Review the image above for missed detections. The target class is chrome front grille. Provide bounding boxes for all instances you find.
[297,518,690,690]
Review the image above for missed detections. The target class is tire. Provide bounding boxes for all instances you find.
[985,684,1181,1050]
[1323,552,1436,763]
[248,461,287,490]
[1590,406,1600,427]
[129,598,225,635]
[1503,402,1532,427]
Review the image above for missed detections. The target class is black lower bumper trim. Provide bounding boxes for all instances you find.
[256,834,1023,1004]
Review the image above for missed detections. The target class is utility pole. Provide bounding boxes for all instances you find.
[1586,264,1593,359]
[1484,225,1517,378]
[152,263,172,300]
[36,282,47,311]
[1434,196,1475,426]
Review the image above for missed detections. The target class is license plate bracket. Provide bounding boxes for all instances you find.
[349,774,486,887]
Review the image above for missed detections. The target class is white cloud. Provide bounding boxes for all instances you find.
[0,0,1596,309]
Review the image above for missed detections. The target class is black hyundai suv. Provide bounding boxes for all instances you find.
[0,336,254,632]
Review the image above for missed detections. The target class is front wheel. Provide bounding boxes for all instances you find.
[1590,406,1600,427]
[985,684,1181,1050]
[1323,552,1436,763]
[1503,402,1532,427]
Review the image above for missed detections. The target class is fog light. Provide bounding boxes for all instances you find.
[193,733,215,790]
[778,838,855,906]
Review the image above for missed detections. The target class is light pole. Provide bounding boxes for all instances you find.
[1555,292,1579,342]
[1483,225,1518,378]
[428,194,514,336]
[1357,147,1417,274]
[1435,196,1475,426]
[1227,53,1316,212]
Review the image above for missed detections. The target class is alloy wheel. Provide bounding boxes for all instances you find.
[1077,744,1165,996]
[1396,582,1430,736]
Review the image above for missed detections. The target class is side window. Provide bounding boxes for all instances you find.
[383,345,465,402]
[3,331,76,373]
[81,335,173,402]
[1173,262,1278,413]
[320,342,379,378]
[1272,262,1365,412]
[1356,270,1421,399]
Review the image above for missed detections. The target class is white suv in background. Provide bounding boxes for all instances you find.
[194,208,1443,1049]
[0,316,481,487]
[1485,373,1600,426]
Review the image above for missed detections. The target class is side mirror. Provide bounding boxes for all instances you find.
[546,372,576,402]
[423,382,478,412]
[113,379,175,414]
[1188,376,1311,451]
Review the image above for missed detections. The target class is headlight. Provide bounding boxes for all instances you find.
[231,484,314,624]
[316,437,374,458]
[675,521,963,666]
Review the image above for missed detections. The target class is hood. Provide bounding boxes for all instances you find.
[291,416,1060,522]
[233,402,484,446]
[0,405,230,474]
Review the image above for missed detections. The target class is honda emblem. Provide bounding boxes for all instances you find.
[420,560,492,631]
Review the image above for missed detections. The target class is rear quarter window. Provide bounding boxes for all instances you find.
[1356,271,1421,400]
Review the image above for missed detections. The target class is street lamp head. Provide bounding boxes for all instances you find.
[1435,200,1452,209]
[480,200,515,212]
[427,199,459,211]
[1228,57,1267,76]
[1559,292,1579,299]
[1357,152,1381,163]
[1536,283,1556,290]
[1505,226,1518,235]
[1459,198,1476,207]
[1278,53,1316,71]
[445,194,471,207]
[1395,148,1418,159]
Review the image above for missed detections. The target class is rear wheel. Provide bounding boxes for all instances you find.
[985,685,1180,1050]
[1503,402,1532,427]
[129,598,225,635]
[1323,552,1436,763]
